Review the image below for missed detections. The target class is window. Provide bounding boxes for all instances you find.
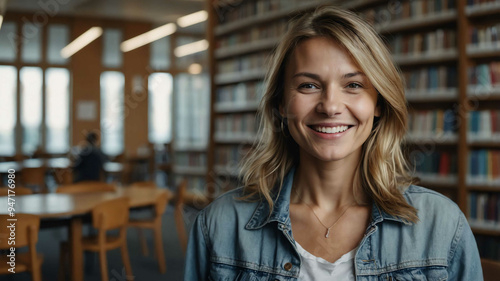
[101,71,125,156]
[46,68,71,154]
[0,22,17,62]
[21,23,42,63]
[175,73,210,145]
[148,73,173,144]
[102,28,123,68]
[150,36,170,70]
[47,24,69,65]
[20,67,43,155]
[0,66,17,156]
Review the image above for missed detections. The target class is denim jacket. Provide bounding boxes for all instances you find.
[185,168,483,280]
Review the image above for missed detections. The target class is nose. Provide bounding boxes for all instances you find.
[316,86,345,117]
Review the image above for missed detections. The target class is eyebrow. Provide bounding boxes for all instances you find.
[292,72,321,80]
[292,71,366,80]
[343,71,365,79]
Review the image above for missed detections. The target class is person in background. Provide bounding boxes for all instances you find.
[184,6,482,280]
[72,131,106,183]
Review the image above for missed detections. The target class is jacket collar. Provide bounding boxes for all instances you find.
[245,167,296,230]
[245,166,409,230]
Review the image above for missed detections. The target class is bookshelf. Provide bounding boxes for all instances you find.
[207,0,500,260]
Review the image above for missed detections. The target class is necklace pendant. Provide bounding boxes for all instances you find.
[325,228,330,238]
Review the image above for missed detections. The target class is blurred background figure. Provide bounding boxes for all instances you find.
[72,131,107,183]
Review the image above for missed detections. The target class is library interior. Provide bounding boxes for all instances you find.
[0,0,499,280]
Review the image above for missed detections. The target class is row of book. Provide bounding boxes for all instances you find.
[408,110,457,138]
[388,29,456,56]
[469,24,500,48]
[214,145,251,167]
[467,0,500,7]
[467,62,500,89]
[403,66,457,92]
[215,113,258,136]
[475,234,500,261]
[468,110,500,141]
[216,81,264,105]
[411,151,458,177]
[362,0,456,26]
[467,150,500,185]
[218,52,268,74]
[468,192,500,228]
[218,0,295,24]
[175,152,207,167]
[217,20,286,48]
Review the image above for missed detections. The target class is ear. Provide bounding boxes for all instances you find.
[279,103,285,117]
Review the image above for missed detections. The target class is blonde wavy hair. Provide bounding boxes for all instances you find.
[240,6,418,223]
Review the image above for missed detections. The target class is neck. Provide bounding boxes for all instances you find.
[292,149,367,212]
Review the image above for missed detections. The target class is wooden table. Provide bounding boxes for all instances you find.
[0,187,173,281]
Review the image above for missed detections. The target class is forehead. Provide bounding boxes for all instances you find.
[286,37,360,74]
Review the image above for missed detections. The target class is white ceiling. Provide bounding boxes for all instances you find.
[5,0,206,33]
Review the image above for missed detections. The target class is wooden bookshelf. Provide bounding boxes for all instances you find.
[207,0,500,260]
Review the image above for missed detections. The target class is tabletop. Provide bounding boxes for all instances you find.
[0,187,173,219]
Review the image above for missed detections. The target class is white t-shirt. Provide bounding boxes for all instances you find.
[295,242,357,280]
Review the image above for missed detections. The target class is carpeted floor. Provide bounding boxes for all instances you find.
[4,205,195,281]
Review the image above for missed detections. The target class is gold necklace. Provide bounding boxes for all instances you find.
[295,188,355,238]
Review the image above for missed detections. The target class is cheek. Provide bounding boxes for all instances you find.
[349,97,378,123]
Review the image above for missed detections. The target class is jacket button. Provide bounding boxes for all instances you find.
[283,262,293,271]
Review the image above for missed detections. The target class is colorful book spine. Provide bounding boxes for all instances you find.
[411,151,458,177]
[468,61,500,90]
[467,150,500,185]
[215,113,258,137]
[216,81,264,105]
[408,110,456,138]
[389,29,456,56]
[361,0,456,26]
[468,110,500,141]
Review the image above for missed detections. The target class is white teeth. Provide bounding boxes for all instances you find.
[314,125,349,134]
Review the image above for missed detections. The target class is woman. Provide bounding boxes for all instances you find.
[185,6,482,280]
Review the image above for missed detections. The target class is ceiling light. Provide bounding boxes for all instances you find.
[121,23,176,52]
[188,63,202,74]
[174,39,209,57]
[177,10,208,28]
[61,26,103,58]
[0,15,3,31]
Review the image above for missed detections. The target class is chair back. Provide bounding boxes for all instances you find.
[0,214,40,249]
[52,167,73,185]
[130,181,157,189]
[0,186,33,196]
[21,167,46,192]
[56,181,116,194]
[482,258,500,281]
[92,197,130,231]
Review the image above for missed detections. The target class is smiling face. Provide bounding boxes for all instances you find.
[281,37,379,164]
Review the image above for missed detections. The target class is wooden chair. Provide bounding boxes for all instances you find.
[128,180,158,259]
[128,191,169,273]
[0,214,43,281]
[59,197,133,281]
[56,181,116,194]
[0,186,33,196]
[174,179,210,254]
[482,258,500,281]
[21,167,47,193]
[51,167,73,185]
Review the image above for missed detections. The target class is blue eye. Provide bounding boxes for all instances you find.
[347,83,362,89]
[299,83,318,89]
